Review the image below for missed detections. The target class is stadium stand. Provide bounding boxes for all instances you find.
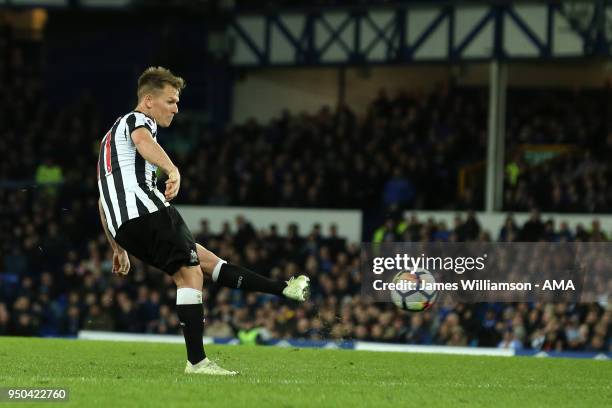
[1,79,488,210]
[1,189,610,352]
[504,88,612,212]
[173,84,486,210]
[0,18,609,354]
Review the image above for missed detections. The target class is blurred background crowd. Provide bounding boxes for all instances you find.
[1,187,610,352]
[166,85,487,210]
[0,5,610,353]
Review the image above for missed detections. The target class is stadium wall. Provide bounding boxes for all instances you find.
[176,205,362,243]
[77,331,611,360]
[233,62,612,123]
[402,210,612,237]
[176,204,612,244]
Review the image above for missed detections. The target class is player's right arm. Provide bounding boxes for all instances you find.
[98,199,130,275]
[131,127,180,201]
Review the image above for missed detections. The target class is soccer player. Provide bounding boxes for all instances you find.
[97,66,310,375]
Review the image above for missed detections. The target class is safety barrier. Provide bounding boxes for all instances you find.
[77,331,610,360]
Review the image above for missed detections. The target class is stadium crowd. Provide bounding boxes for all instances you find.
[3,43,612,215]
[1,189,610,352]
[504,88,612,212]
[164,84,487,210]
[1,78,488,211]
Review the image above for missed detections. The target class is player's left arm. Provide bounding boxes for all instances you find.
[98,199,130,275]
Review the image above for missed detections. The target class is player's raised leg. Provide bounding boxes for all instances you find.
[196,243,310,301]
[172,264,237,376]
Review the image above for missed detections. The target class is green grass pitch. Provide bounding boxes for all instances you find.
[0,337,610,407]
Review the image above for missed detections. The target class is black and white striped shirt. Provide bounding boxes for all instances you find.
[97,111,169,237]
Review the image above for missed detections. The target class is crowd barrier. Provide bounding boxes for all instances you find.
[77,331,611,360]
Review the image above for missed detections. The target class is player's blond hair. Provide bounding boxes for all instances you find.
[137,66,185,101]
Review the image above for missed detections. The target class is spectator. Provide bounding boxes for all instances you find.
[35,157,63,195]
[383,167,415,209]
[521,209,544,241]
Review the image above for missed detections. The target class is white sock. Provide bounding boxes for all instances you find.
[212,259,227,282]
[176,288,202,305]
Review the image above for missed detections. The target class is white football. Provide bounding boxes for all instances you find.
[390,268,438,312]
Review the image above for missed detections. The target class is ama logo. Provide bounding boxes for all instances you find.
[542,280,575,290]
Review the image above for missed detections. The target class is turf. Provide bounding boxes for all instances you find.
[0,337,610,407]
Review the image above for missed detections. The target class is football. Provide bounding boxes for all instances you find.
[390,268,438,312]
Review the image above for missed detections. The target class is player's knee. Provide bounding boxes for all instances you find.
[200,259,218,277]
[196,244,220,276]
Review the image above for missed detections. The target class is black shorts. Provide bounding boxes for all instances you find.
[114,206,200,275]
